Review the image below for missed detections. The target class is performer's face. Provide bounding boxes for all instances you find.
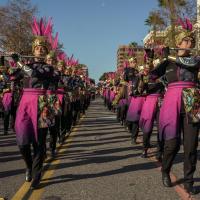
[177,37,194,56]
[46,57,56,66]
[65,69,71,75]
[129,60,137,68]
[57,64,63,72]
[34,46,47,58]
[144,65,150,75]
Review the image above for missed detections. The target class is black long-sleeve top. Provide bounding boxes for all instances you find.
[150,56,200,84]
[0,72,10,92]
[58,74,70,90]
[67,76,84,91]
[15,61,54,89]
[48,69,61,91]
[124,67,141,96]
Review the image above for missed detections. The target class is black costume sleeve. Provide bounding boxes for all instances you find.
[150,60,168,79]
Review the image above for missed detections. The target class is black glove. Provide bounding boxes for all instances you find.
[145,49,154,59]
[11,53,20,62]
[162,47,170,58]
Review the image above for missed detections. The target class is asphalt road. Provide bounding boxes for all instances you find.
[0,98,200,200]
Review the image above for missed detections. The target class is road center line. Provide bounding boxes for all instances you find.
[11,116,84,200]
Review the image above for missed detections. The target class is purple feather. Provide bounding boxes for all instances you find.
[53,32,58,50]
[31,24,38,35]
[48,34,53,47]
[44,18,53,36]
[32,17,40,35]
[185,18,193,31]
[177,18,187,30]
[39,18,44,35]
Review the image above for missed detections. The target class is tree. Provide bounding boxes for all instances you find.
[99,73,107,81]
[145,10,165,46]
[0,0,37,54]
[129,41,138,47]
[158,0,187,47]
[182,0,196,21]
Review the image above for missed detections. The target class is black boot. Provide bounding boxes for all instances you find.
[141,149,148,158]
[131,137,137,145]
[184,183,198,195]
[30,173,41,189]
[162,172,172,187]
[50,150,56,158]
[25,169,32,182]
[156,151,162,162]
[60,134,65,144]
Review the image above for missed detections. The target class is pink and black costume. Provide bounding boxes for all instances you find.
[151,55,200,189]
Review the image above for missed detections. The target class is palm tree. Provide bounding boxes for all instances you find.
[158,0,187,47]
[145,10,165,47]
[129,41,138,47]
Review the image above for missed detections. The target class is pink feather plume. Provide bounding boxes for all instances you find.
[185,18,193,31]
[177,17,193,31]
[9,61,17,68]
[31,16,53,36]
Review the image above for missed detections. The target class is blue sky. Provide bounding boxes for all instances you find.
[1,0,159,81]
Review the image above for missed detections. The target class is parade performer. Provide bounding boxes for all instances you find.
[113,71,128,126]
[105,78,111,109]
[0,57,22,135]
[107,73,115,110]
[45,44,62,157]
[56,53,71,142]
[125,53,145,144]
[0,58,12,135]
[12,17,55,189]
[9,61,23,130]
[69,68,84,126]
[139,49,164,159]
[85,76,92,110]
[150,18,199,194]
[79,75,88,115]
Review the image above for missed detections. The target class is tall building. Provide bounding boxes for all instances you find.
[117,45,144,68]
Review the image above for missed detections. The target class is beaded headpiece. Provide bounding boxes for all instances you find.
[31,17,53,53]
[175,18,194,46]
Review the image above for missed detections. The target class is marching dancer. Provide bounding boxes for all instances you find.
[139,49,164,159]
[125,55,145,144]
[150,18,200,194]
[46,49,62,157]
[12,17,55,189]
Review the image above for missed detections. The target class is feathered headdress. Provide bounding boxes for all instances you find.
[65,54,79,67]
[57,51,66,68]
[177,17,193,31]
[48,32,58,50]
[175,17,194,46]
[31,17,53,52]
[9,60,17,68]
[46,32,59,60]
